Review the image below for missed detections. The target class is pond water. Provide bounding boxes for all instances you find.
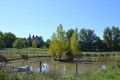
[6,56,119,75]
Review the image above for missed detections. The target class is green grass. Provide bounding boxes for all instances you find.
[0,52,49,61]
[2,47,48,51]
[82,52,120,56]
[60,68,120,80]
[1,62,120,80]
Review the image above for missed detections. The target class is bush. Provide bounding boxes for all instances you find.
[21,54,28,59]
[0,55,6,62]
[0,71,6,80]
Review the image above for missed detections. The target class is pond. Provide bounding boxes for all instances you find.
[6,56,119,75]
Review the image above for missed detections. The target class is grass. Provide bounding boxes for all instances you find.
[2,47,48,51]
[82,52,120,56]
[0,48,49,61]
[0,48,119,61]
[0,52,49,61]
[1,61,120,80]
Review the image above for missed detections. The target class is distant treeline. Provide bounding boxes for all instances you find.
[0,25,120,51]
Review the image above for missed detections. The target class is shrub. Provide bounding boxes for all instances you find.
[0,55,6,62]
[21,54,28,59]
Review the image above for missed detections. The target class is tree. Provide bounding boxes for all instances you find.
[79,28,97,51]
[103,27,112,51]
[66,29,74,42]
[43,42,49,48]
[28,34,32,47]
[4,32,16,48]
[32,40,38,50]
[112,26,120,51]
[0,31,4,49]
[70,28,81,58]
[12,39,25,51]
[48,24,69,59]
[103,26,120,51]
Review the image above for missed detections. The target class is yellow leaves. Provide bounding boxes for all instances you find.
[70,32,79,57]
[48,24,69,59]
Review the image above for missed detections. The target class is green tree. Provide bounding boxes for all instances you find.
[79,28,97,51]
[4,32,16,48]
[70,28,81,58]
[66,29,74,42]
[103,26,120,51]
[0,31,4,49]
[103,27,112,51]
[48,24,69,59]
[112,26,120,51]
[28,34,32,47]
[12,39,25,51]
[32,40,38,50]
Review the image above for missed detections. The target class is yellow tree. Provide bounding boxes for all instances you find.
[48,24,69,59]
[70,28,81,58]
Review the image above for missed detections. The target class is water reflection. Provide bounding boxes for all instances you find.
[6,57,118,75]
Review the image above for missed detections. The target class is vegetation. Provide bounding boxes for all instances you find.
[104,26,120,51]
[70,28,81,58]
[12,39,26,52]
[1,60,120,80]
[32,40,38,51]
[3,32,16,48]
[0,25,120,52]
[48,24,69,59]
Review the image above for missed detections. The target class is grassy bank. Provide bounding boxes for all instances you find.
[82,52,120,56]
[0,52,49,61]
[1,48,48,51]
[1,61,120,80]
[0,48,120,61]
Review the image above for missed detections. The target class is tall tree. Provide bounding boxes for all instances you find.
[28,34,32,47]
[48,24,69,59]
[112,26,120,51]
[4,32,16,48]
[0,31,4,49]
[103,26,120,51]
[79,28,97,51]
[103,27,112,51]
[66,29,74,42]
[70,28,81,58]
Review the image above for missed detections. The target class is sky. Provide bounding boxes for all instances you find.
[0,0,120,41]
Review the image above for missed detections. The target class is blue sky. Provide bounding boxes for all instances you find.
[0,0,120,41]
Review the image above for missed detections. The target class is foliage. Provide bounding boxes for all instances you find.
[0,31,4,49]
[48,24,69,59]
[43,42,49,48]
[0,55,6,62]
[103,26,120,51]
[70,28,81,58]
[0,71,6,80]
[12,39,25,51]
[66,29,74,42]
[21,54,28,59]
[3,32,16,48]
[103,27,112,51]
[79,28,98,51]
[32,40,38,50]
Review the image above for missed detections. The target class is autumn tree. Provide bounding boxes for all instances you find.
[70,28,81,58]
[48,24,69,59]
